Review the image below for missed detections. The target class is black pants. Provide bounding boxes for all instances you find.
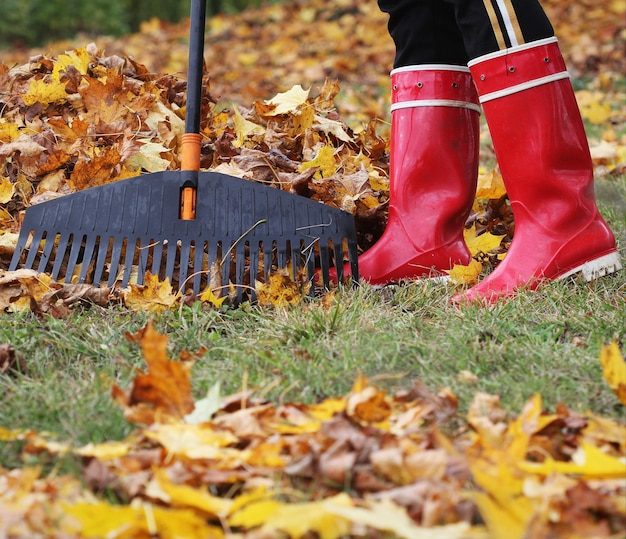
[378,0,554,67]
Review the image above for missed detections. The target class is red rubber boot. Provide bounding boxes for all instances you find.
[454,38,622,304]
[342,66,481,285]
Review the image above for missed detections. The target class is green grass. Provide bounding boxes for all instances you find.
[0,175,624,461]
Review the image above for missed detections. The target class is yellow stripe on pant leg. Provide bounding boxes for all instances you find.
[502,0,525,45]
[482,0,507,49]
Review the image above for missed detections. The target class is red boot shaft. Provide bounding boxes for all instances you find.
[356,67,481,284]
[458,38,621,303]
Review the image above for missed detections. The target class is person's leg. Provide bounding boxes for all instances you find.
[449,0,622,302]
[349,1,480,284]
[448,0,554,58]
[378,0,469,67]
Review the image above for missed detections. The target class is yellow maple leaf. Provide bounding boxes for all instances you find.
[229,494,352,539]
[256,271,306,307]
[446,260,482,285]
[298,144,337,179]
[64,502,222,538]
[464,225,505,256]
[0,177,15,204]
[232,105,265,148]
[265,84,310,115]
[23,49,90,106]
[576,90,613,125]
[519,442,626,479]
[307,396,347,420]
[54,49,90,78]
[599,342,626,406]
[74,441,132,460]
[229,499,283,528]
[153,469,233,517]
[0,122,19,143]
[123,273,179,313]
[475,169,507,200]
[199,286,226,308]
[22,78,69,107]
[581,101,612,125]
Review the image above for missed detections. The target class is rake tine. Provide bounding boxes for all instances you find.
[249,243,259,283]
[178,241,191,292]
[107,238,125,288]
[121,239,137,288]
[306,253,316,297]
[277,241,288,270]
[9,231,31,271]
[92,238,110,286]
[24,230,45,270]
[64,234,84,283]
[249,243,259,302]
[38,233,58,274]
[207,240,218,288]
[291,243,301,281]
[193,241,205,295]
[221,240,231,292]
[263,242,273,281]
[51,234,71,281]
[165,240,177,283]
[348,238,359,284]
[151,241,164,276]
[334,242,344,284]
[136,239,150,286]
[235,243,246,303]
[78,235,97,283]
[319,244,331,289]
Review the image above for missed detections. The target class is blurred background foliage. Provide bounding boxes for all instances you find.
[0,0,267,48]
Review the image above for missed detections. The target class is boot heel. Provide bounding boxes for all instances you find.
[558,252,623,282]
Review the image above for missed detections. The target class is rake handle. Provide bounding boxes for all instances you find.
[181,0,207,220]
[185,0,207,136]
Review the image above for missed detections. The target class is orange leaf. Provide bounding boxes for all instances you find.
[112,322,195,424]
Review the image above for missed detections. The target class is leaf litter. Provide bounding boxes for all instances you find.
[0,323,625,537]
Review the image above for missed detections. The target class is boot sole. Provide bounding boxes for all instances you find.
[556,251,623,282]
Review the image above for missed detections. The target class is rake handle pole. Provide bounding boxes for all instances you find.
[186,0,207,135]
[180,0,207,220]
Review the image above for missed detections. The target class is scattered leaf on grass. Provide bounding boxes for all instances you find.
[123,272,178,313]
[446,260,483,285]
[599,342,626,406]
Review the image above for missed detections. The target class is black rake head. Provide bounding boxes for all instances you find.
[9,171,359,302]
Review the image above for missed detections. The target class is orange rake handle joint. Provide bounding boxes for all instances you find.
[180,133,202,221]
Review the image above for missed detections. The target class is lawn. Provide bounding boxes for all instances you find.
[1,173,624,455]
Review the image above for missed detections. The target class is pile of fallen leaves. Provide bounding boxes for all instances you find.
[1,0,625,312]
[1,323,625,537]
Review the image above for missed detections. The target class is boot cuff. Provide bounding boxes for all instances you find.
[391,67,479,107]
[469,38,569,103]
